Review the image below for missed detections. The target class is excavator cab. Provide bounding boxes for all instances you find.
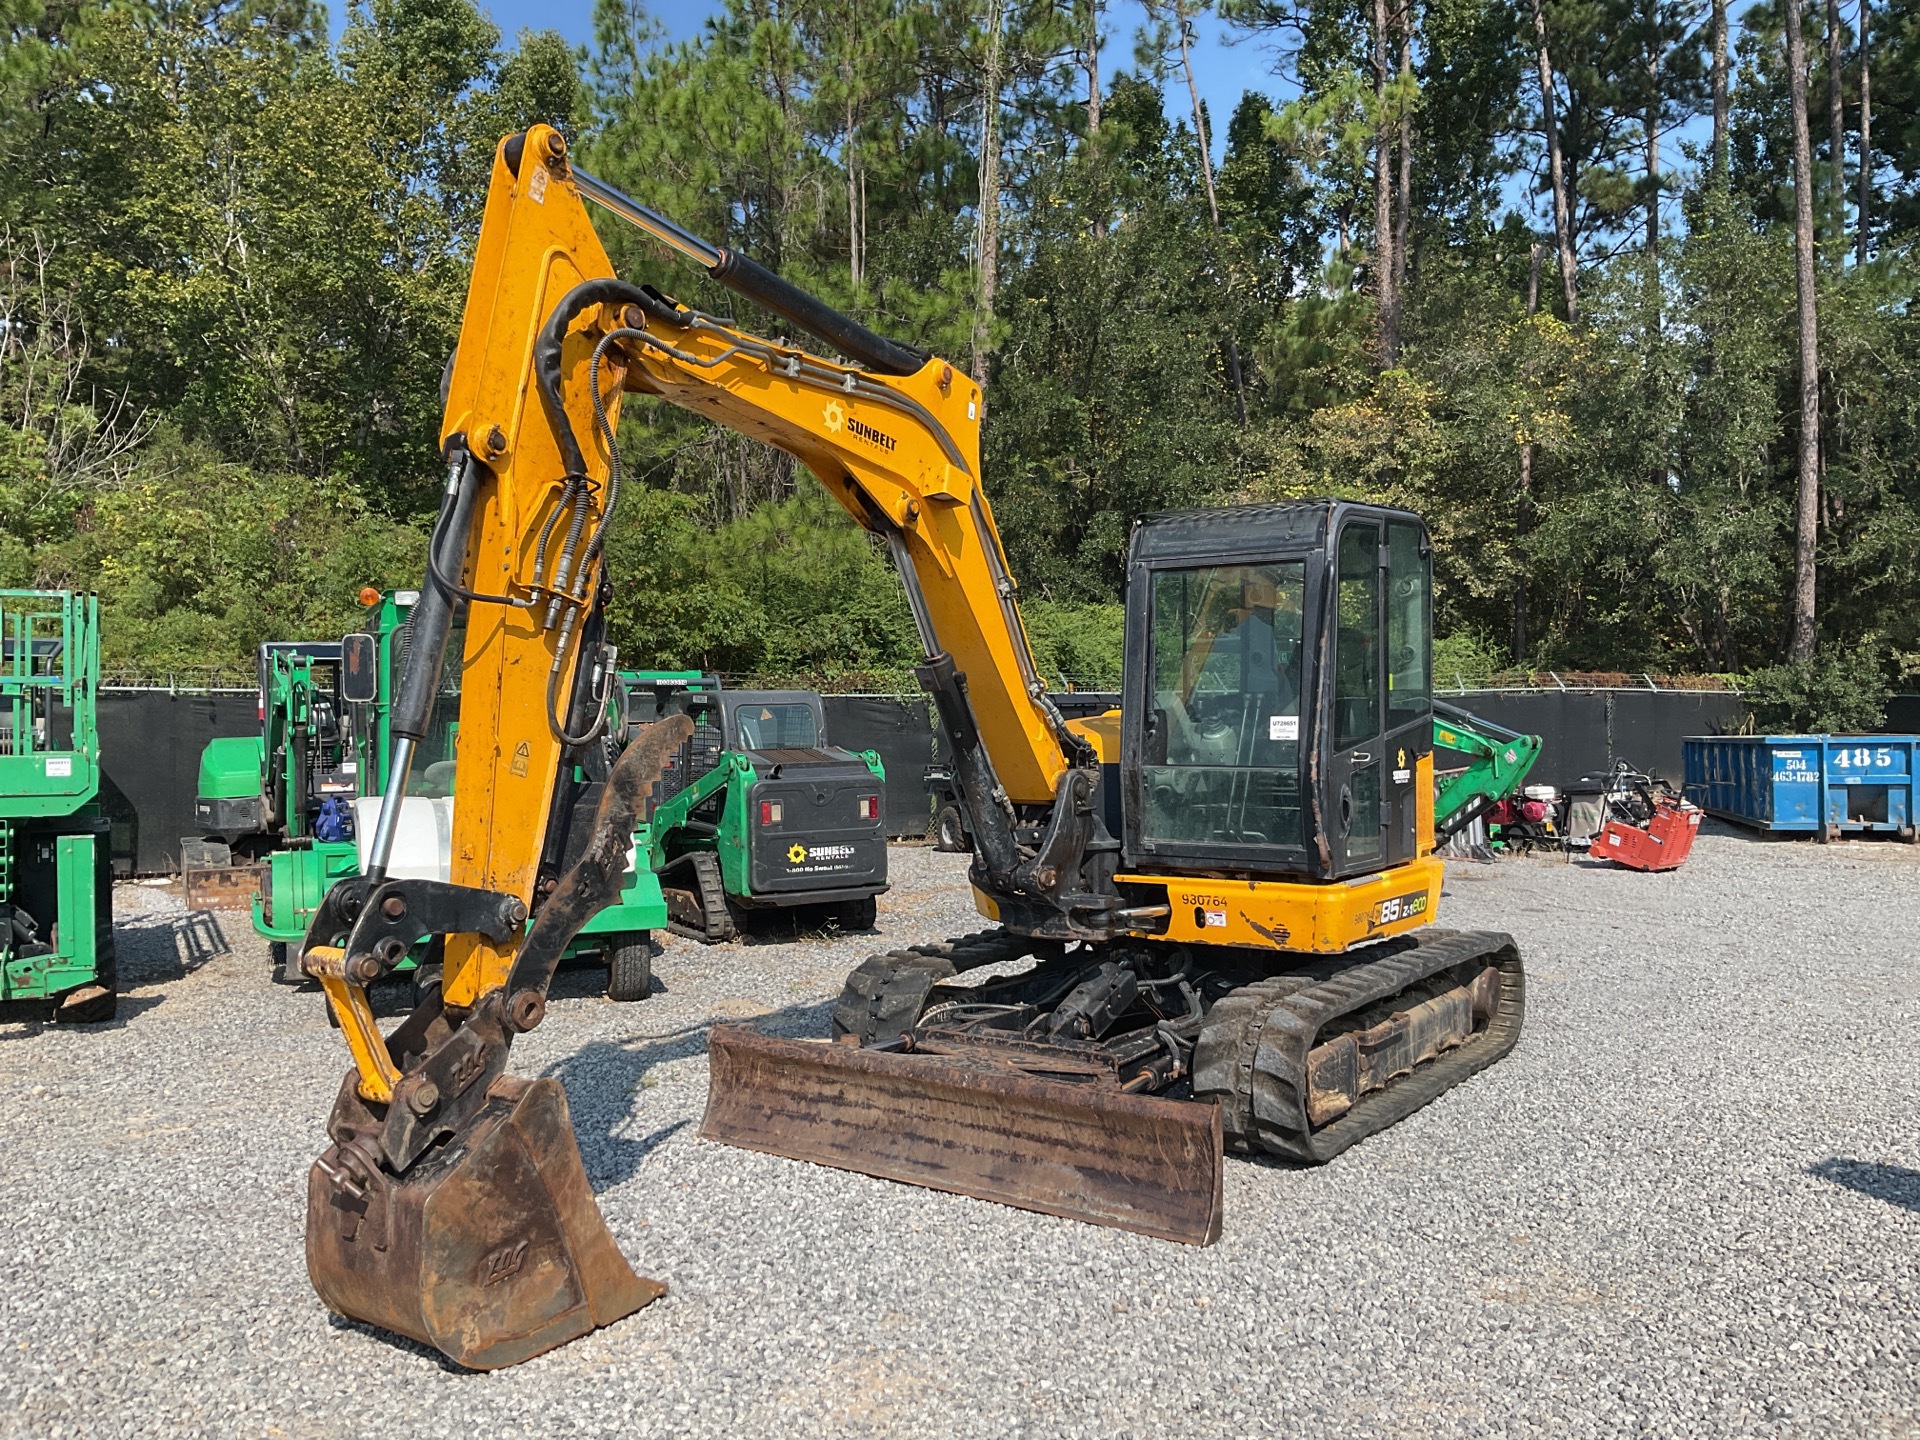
[1122,501,1432,881]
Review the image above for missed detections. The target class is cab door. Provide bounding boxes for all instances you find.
[1324,517,1386,875]
[1323,512,1431,877]
[1379,519,1432,867]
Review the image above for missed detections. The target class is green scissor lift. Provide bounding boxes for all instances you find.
[1,591,115,1022]
[251,591,670,1001]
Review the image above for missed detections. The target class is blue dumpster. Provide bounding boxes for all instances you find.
[1683,734,1919,837]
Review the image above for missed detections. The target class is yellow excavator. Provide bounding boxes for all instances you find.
[299,125,1525,1370]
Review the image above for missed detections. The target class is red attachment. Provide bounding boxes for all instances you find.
[1596,799,1701,872]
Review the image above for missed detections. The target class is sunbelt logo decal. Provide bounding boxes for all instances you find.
[786,841,857,867]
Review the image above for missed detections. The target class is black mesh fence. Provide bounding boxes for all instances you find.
[822,695,939,838]
[1436,688,1746,789]
[92,683,1749,869]
[97,688,258,875]
[827,687,1745,832]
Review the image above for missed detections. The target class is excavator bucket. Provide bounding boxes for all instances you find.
[700,1026,1224,1245]
[305,716,696,1370]
[308,1074,665,1370]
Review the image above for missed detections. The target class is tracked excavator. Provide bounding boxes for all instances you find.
[299,125,1526,1371]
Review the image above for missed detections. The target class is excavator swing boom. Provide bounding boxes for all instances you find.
[300,126,1525,1371]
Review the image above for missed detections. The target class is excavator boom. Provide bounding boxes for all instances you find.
[1432,700,1545,841]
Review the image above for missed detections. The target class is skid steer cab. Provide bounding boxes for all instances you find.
[626,677,889,942]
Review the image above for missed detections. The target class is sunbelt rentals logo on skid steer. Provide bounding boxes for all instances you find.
[786,841,857,870]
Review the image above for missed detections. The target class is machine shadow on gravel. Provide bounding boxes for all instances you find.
[325,1313,479,1376]
[541,1004,831,1191]
[117,909,230,984]
[1811,1158,1920,1213]
[4,909,235,1036]
[0,993,161,1036]
[722,908,880,947]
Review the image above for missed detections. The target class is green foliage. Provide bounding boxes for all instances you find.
[44,428,427,677]
[0,0,1916,702]
[16,0,581,515]
[987,77,1244,601]
[1742,645,1893,734]
[1431,630,1511,687]
[1022,602,1126,688]
[601,485,918,684]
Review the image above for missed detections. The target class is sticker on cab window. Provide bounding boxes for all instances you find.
[1268,715,1299,742]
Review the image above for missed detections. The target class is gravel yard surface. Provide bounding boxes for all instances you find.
[2,833,1916,1439]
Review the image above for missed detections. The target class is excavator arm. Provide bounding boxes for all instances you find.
[298,124,1097,1371]
[522,137,1121,942]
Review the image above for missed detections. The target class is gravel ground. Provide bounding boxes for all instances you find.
[2,833,1916,1439]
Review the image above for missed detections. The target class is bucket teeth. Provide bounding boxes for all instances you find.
[700,1025,1224,1245]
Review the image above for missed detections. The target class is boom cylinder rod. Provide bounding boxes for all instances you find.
[364,736,415,885]
[367,448,478,883]
[571,167,722,269]
[571,164,923,378]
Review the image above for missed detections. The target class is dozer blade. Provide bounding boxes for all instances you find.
[308,1074,664,1370]
[701,1026,1224,1245]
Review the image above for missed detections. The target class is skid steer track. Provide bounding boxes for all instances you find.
[663,851,736,942]
[700,926,1523,1243]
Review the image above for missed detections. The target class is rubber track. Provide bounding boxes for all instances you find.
[665,851,736,943]
[902,930,1035,971]
[1191,975,1318,1146]
[829,929,1038,1043]
[1207,928,1525,1165]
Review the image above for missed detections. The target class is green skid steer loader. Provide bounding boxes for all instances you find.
[1,591,114,1023]
[626,677,889,942]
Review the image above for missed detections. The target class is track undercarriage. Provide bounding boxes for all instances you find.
[701,927,1524,1243]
